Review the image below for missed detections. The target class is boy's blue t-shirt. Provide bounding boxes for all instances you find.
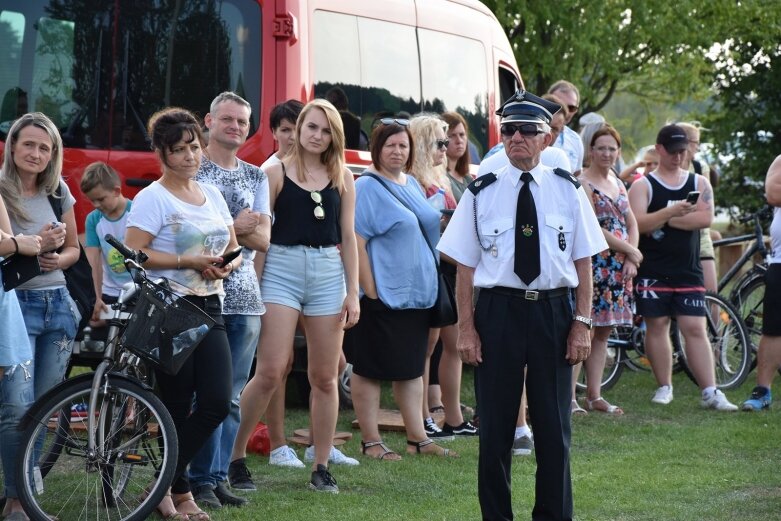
[84,200,133,298]
[354,173,439,310]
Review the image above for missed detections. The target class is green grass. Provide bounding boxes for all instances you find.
[226,369,781,521]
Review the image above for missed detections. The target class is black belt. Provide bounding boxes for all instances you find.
[483,286,569,301]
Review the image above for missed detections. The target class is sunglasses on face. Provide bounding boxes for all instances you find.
[379,118,410,127]
[436,139,450,149]
[567,105,579,113]
[500,123,545,137]
[310,190,325,220]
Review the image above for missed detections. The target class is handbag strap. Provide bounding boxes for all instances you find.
[364,173,441,273]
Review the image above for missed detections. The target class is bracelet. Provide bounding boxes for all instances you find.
[9,236,18,255]
[177,255,181,269]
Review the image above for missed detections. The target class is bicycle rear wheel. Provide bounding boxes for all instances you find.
[16,376,177,521]
[676,292,751,391]
[733,271,765,353]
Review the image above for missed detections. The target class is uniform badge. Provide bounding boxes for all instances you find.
[558,229,566,251]
[474,180,482,188]
[522,224,534,237]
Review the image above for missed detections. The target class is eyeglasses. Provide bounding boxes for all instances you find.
[567,105,579,113]
[592,146,619,154]
[379,118,410,127]
[500,123,545,137]
[436,139,450,149]
[310,191,325,220]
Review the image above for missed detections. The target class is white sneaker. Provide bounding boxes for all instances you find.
[652,385,673,405]
[269,445,305,468]
[304,445,360,466]
[701,389,738,411]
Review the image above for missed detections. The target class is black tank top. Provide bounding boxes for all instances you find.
[637,173,702,285]
[271,164,342,247]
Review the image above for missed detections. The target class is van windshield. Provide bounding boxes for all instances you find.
[0,0,260,150]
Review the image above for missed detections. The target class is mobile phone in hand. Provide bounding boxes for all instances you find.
[216,246,242,268]
[686,191,700,205]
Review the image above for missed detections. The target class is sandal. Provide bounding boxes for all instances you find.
[571,399,588,416]
[585,397,624,416]
[153,494,189,521]
[428,405,445,414]
[361,440,401,461]
[406,439,458,458]
[173,494,209,521]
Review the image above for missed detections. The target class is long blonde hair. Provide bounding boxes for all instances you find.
[287,99,346,192]
[409,113,449,191]
[0,112,64,224]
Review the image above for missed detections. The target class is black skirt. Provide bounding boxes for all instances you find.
[349,296,430,381]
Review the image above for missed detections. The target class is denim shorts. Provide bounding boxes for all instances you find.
[260,244,346,316]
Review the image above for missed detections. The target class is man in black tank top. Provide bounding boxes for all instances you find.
[627,124,737,411]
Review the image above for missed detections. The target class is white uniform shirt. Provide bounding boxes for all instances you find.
[438,162,606,290]
[478,145,571,176]
[554,126,584,173]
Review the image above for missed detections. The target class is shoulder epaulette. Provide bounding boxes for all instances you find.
[467,173,498,195]
[553,168,580,188]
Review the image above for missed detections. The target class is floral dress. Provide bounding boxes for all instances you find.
[589,178,634,326]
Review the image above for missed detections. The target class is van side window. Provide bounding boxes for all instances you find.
[418,29,489,156]
[0,1,261,149]
[312,10,421,150]
[498,67,521,110]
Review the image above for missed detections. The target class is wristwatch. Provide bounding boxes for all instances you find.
[573,315,593,330]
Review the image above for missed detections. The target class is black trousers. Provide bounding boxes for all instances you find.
[155,295,232,494]
[474,289,573,521]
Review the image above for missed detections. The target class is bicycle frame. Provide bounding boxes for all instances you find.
[85,259,144,457]
[714,211,769,293]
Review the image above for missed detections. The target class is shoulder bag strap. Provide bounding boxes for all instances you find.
[363,173,440,271]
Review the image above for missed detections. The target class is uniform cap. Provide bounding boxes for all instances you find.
[496,89,561,125]
[656,124,689,153]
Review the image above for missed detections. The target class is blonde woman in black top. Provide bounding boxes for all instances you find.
[229,99,359,493]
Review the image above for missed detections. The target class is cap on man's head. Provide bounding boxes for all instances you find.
[656,124,689,153]
[497,89,561,125]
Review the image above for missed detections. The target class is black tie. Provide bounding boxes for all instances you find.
[514,171,540,284]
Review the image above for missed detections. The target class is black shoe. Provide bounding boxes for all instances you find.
[423,417,455,441]
[309,464,339,493]
[441,420,478,437]
[214,481,248,506]
[228,458,257,491]
[191,484,222,509]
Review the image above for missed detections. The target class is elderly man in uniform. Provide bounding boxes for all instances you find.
[438,90,606,521]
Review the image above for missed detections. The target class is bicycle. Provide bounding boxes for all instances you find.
[713,205,773,353]
[578,291,751,392]
[13,235,207,521]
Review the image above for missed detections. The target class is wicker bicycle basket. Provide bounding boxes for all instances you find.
[121,280,216,375]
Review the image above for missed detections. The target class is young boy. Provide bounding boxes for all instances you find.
[80,162,132,328]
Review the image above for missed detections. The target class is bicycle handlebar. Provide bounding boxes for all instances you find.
[105,234,148,264]
[737,205,772,225]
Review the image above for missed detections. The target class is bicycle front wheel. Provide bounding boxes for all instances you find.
[677,292,751,391]
[575,328,625,393]
[16,376,177,521]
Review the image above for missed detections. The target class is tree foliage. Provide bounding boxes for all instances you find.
[481,0,781,216]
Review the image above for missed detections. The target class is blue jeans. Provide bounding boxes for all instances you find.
[2,287,77,498]
[189,314,260,487]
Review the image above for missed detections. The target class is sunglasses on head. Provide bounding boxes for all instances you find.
[436,138,450,149]
[379,118,410,127]
[500,123,545,137]
[310,191,325,220]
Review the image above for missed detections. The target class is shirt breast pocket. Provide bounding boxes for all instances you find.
[545,214,574,256]
[480,217,514,260]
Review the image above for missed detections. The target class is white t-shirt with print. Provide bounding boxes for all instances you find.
[126,181,233,297]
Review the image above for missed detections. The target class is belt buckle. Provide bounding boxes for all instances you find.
[524,290,539,301]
